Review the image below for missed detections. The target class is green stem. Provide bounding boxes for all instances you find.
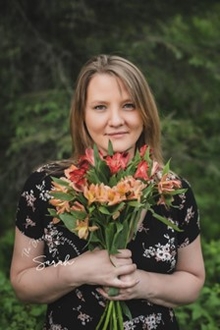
[113,302,117,329]
[95,301,111,330]
[116,301,124,329]
[95,300,124,330]
[102,301,114,330]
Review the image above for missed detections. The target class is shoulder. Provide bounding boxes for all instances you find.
[23,162,66,189]
[176,175,198,208]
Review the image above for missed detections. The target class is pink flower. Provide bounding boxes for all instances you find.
[134,160,150,180]
[105,152,129,174]
[79,147,95,166]
[150,161,160,177]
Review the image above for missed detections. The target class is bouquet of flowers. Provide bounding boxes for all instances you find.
[48,142,185,329]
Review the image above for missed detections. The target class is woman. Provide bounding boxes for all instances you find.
[10,54,205,329]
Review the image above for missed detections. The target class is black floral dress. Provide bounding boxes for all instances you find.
[15,164,200,330]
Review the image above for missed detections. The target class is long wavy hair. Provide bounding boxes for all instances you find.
[70,54,163,164]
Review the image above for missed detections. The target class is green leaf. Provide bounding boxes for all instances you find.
[162,159,171,175]
[59,213,77,232]
[107,139,114,155]
[151,211,183,232]
[70,210,87,219]
[121,301,132,320]
[98,206,111,215]
[50,176,70,187]
[108,287,119,296]
[50,191,74,201]
[47,208,58,216]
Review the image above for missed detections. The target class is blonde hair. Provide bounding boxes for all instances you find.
[70,54,163,163]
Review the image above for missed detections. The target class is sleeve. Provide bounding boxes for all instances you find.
[175,178,201,248]
[15,168,53,240]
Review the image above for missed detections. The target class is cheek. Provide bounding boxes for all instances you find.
[130,114,143,131]
[85,113,102,135]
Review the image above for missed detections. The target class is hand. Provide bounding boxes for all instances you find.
[98,271,142,301]
[71,249,137,288]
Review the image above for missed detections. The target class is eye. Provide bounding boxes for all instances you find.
[123,103,135,110]
[94,104,106,110]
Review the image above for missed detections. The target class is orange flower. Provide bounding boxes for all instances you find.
[106,188,124,206]
[125,176,146,202]
[71,201,86,212]
[158,173,182,195]
[75,218,99,239]
[83,183,101,205]
[50,181,70,214]
[50,198,71,214]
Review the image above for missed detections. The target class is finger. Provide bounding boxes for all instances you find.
[115,249,132,258]
[115,263,137,277]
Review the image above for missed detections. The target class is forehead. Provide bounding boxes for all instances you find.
[87,73,131,98]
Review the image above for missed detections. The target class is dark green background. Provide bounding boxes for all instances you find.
[0,1,219,328]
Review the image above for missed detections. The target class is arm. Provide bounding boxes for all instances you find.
[10,227,137,304]
[136,235,205,307]
[99,235,205,308]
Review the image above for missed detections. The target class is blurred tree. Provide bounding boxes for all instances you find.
[0,0,219,239]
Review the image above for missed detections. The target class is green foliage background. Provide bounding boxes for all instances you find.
[0,0,219,329]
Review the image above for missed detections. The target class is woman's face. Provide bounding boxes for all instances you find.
[84,74,143,158]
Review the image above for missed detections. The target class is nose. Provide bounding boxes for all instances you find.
[108,108,124,127]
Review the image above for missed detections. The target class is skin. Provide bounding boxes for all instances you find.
[84,74,143,159]
[10,73,205,309]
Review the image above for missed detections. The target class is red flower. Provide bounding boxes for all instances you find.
[105,152,129,174]
[139,145,148,157]
[134,160,150,180]
[64,163,88,191]
[140,145,153,157]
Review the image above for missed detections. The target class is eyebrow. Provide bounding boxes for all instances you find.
[90,98,134,104]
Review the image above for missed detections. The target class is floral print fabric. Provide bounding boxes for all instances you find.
[15,164,200,329]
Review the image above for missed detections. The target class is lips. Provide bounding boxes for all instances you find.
[105,132,128,136]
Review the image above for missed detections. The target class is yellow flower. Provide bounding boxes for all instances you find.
[115,176,146,202]
[75,218,99,239]
[83,183,99,204]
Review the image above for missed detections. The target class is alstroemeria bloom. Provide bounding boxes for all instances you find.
[75,218,99,240]
[150,161,160,177]
[83,183,105,205]
[116,176,146,202]
[106,188,124,206]
[50,181,70,214]
[139,144,153,157]
[105,152,129,174]
[158,173,182,195]
[71,201,86,212]
[50,198,70,215]
[134,160,150,180]
[65,164,88,192]
[79,147,95,166]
